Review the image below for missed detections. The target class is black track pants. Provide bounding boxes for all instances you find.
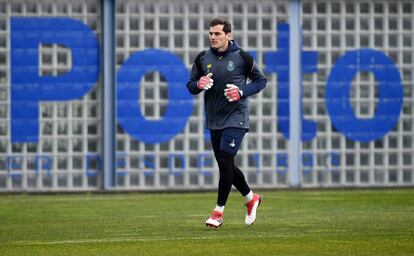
[210,128,250,206]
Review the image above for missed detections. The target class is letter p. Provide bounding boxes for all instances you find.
[11,17,100,143]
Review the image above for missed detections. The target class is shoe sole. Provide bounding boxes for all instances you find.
[206,223,222,228]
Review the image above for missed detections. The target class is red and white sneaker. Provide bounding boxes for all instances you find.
[245,194,261,225]
[205,210,224,228]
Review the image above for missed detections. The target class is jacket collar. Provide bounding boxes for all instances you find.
[210,40,240,58]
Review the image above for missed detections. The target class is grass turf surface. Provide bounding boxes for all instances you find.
[0,189,413,255]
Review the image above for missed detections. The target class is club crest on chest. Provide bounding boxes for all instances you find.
[227,61,234,71]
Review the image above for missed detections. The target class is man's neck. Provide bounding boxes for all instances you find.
[218,43,229,52]
[216,41,230,53]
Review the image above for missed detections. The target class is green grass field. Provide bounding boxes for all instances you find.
[1,189,413,256]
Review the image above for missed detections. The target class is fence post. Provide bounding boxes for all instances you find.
[102,0,116,189]
[289,0,302,187]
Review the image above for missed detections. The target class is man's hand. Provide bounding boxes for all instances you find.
[224,84,243,102]
[197,73,214,90]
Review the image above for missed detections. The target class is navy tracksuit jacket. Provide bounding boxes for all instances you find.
[186,40,267,131]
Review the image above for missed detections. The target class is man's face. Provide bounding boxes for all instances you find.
[209,25,231,52]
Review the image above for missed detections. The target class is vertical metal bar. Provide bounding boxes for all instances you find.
[289,0,302,187]
[102,0,116,189]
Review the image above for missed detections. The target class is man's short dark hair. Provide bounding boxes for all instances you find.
[209,17,232,34]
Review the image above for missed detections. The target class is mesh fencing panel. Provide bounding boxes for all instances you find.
[0,0,412,192]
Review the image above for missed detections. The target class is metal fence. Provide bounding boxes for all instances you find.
[0,0,412,192]
[300,1,413,187]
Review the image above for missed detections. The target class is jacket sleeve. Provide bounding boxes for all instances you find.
[186,51,206,95]
[238,50,267,98]
[186,64,203,95]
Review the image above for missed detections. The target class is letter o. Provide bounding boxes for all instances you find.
[326,49,403,142]
[117,49,193,144]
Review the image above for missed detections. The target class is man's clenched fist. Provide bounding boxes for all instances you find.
[197,73,214,90]
[224,84,243,102]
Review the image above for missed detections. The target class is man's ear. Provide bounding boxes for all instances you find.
[226,32,232,40]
